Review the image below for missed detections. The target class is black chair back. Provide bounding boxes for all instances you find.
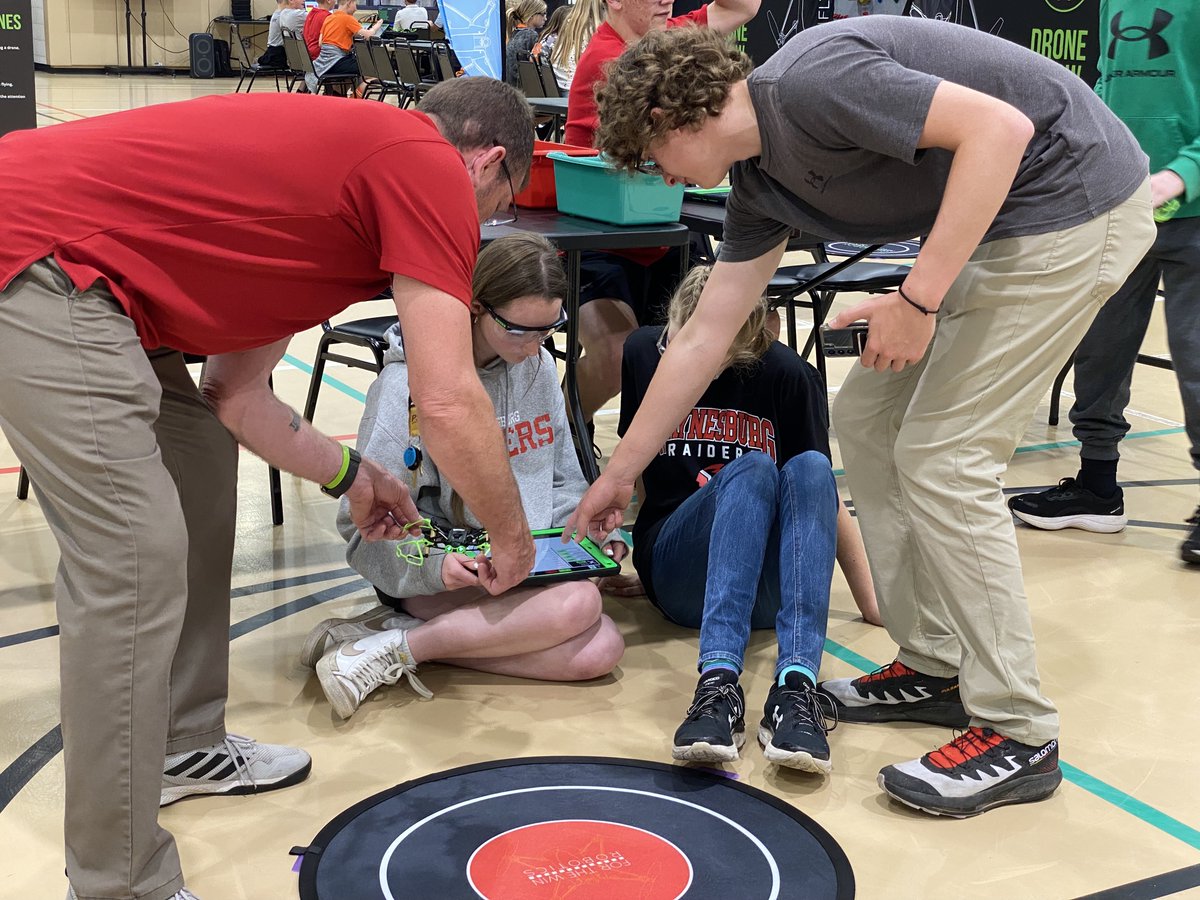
[431,40,457,81]
[353,40,380,82]
[538,57,561,98]
[517,58,544,97]
[392,39,426,87]
[282,31,312,80]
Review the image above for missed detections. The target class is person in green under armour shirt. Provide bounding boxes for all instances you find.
[1008,0,1200,565]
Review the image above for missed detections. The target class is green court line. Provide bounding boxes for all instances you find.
[1059,762,1200,852]
[822,638,1200,853]
[281,353,367,403]
[1015,427,1186,455]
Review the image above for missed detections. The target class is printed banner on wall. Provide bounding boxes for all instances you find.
[724,0,1102,87]
[912,0,1100,86]
[440,0,503,78]
[0,0,35,137]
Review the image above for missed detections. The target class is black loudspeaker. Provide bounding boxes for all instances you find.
[189,32,216,79]
[231,0,252,19]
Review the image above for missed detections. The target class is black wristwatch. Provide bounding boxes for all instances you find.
[321,446,362,498]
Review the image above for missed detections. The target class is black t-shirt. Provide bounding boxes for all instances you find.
[618,326,832,601]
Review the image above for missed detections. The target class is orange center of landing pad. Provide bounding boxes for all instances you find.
[467,819,693,900]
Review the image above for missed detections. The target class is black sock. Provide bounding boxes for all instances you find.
[1076,458,1119,498]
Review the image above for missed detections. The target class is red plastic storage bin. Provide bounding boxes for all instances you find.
[514,140,599,209]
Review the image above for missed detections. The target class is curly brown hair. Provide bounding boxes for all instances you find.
[595,26,752,171]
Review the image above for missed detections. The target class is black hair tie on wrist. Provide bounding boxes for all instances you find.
[898,285,935,315]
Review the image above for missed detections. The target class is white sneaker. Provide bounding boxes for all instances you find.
[299,604,424,668]
[70,889,199,900]
[160,734,311,807]
[316,629,432,719]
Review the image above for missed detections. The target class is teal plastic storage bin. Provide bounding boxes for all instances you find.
[547,152,685,226]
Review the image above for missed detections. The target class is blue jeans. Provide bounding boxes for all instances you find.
[648,451,837,677]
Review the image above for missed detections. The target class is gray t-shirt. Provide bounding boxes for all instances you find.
[719,17,1148,262]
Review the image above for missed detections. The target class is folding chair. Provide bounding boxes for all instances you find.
[301,316,396,423]
[365,40,406,104]
[431,40,458,82]
[764,258,911,385]
[392,38,437,107]
[537,56,562,98]
[285,32,358,95]
[259,309,395,523]
[231,22,291,92]
[353,40,385,100]
[517,58,545,98]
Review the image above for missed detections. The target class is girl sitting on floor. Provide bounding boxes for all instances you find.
[301,233,627,719]
[616,265,879,772]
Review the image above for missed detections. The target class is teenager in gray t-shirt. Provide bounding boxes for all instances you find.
[720,15,1146,255]
[568,19,1156,818]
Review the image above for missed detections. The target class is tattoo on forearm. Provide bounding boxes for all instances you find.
[289,411,302,433]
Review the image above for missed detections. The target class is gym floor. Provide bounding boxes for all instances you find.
[1,74,1197,899]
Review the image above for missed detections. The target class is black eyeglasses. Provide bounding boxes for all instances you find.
[634,159,662,176]
[483,155,519,227]
[480,299,568,340]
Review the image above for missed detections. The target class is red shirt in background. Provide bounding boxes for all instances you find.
[304,7,332,58]
[0,93,479,356]
[565,6,709,150]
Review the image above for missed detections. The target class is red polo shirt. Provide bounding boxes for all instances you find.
[0,93,478,355]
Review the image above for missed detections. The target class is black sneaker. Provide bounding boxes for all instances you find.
[878,727,1063,817]
[1182,506,1200,566]
[758,675,837,774]
[818,660,969,727]
[672,669,746,763]
[1007,477,1127,533]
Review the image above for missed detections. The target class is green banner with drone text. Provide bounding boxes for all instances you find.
[0,0,35,138]
[967,0,1100,86]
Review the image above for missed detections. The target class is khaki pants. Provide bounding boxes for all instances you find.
[832,184,1155,745]
[0,259,238,900]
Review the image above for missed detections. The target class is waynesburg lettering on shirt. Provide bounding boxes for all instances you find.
[498,410,555,458]
[660,407,777,461]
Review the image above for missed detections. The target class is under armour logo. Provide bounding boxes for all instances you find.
[804,170,828,192]
[1108,8,1173,60]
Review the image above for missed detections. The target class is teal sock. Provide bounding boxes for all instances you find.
[778,664,817,688]
[700,658,740,675]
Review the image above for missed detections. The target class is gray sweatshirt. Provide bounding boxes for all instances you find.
[338,324,592,598]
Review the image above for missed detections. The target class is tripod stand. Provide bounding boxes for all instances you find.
[105,0,174,75]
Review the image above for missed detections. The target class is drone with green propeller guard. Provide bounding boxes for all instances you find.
[396,517,492,566]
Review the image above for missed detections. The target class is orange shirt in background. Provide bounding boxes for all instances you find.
[319,10,361,51]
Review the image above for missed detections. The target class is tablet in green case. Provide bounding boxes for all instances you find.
[523,528,621,585]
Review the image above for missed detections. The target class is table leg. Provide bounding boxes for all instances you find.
[563,251,600,483]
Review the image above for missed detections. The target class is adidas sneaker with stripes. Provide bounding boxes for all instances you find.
[160,734,311,807]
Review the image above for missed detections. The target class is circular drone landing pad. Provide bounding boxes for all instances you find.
[824,240,922,259]
[296,757,854,900]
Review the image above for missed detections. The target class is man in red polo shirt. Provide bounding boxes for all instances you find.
[564,0,759,436]
[0,79,534,900]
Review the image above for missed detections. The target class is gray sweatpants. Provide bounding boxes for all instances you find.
[833,184,1155,745]
[1070,214,1200,473]
[0,259,238,900]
